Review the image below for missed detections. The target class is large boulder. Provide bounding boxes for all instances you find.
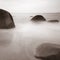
[34,43,60,60]
[0,9,15,29]
[31,15,46,22]
[48,20,59,23]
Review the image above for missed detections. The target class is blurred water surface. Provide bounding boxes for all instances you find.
[0,13,60,60]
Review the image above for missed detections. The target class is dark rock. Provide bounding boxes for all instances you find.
[31,15,46,22]
[35,54,60,60]
[0,9,15,29]
[48,20,59,23]
[35,43,60,60]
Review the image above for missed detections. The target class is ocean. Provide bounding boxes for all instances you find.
[0,13,60,60]
[12,13,60,23]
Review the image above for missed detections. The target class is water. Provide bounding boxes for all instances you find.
[12,13,60,23]
[0,13,60,60]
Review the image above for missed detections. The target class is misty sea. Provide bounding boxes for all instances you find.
[0,13,60,60]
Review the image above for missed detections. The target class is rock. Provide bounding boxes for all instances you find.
[48,20,59,23]
[34,43,60,60]
[31,15,46,22]
[0,9,15,29]
[35,53,60,60]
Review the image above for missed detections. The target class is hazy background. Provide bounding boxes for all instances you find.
[0,0,60,23]
[0,0,60,13]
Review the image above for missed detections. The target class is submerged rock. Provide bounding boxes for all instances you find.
[34,43,60,60]
[0,9,15,29]
[31,15,46,22]
[48,20,59,23]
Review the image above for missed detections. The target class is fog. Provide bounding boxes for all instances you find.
[20,21,60,57]
[0,20,60,60]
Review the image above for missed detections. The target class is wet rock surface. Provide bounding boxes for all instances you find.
[48,20,59,23]
[0,9,15,29]
[35,43,60,60]
[31,15,46,22]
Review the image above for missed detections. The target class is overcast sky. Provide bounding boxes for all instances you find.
[0,0,60,13]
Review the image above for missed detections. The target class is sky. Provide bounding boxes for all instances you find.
[0,0,60,13]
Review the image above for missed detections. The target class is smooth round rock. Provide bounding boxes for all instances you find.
[0,9,15,29]
[35,43,60,60]
[31,15,46,22]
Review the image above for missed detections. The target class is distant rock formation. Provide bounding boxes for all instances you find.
[34,43,60,60]
[0,9,15,29]
[48,20,59,23]
[31,15,46,22]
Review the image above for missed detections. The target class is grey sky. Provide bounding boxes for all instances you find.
[0,0,60,13]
